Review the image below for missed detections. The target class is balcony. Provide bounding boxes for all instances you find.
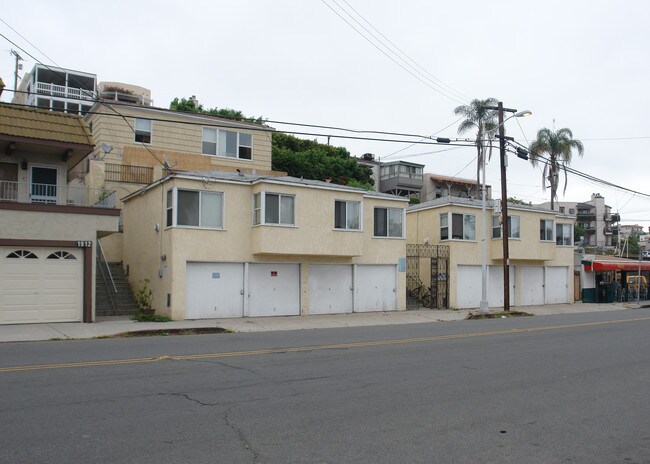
[0,181,116,208]
[36,82,95,101]
[380,173,424,197]
[105,163,153,184]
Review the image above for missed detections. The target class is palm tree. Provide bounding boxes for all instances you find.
[528,127,584,210]
[454,98,499,193]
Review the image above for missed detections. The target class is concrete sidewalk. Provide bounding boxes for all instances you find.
[0,302,643,343]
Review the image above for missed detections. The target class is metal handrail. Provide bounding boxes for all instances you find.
[0,180,116,208]
[96,240,118,313]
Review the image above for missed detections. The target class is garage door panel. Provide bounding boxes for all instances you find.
[186,262,244,319]
[1,246,83,324]
[488,266,516,308]
[249,264,300,317]
[545,267,569,304]
[355,265,396,312]
[309,265,353,315]
[457,265,482,308]
[520,267,544,306]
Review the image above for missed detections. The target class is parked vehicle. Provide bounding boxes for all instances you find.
[626,275,647,288]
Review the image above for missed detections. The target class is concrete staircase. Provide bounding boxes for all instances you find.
[95,262,140,317]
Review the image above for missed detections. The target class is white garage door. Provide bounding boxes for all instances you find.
[309,265,353,315]
[186,262,244,319]
[249,263,300,317]
[456,265,482,309]
[355,265,396,312]
[545,267,569,304]
[519,267,545,306]
[0,247,83,324]
[488,265,516,307]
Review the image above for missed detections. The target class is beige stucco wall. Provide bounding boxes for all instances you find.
[407,202,575,308]
[85,105,273,173]
[1,209,118,241]
[122,177,407,319]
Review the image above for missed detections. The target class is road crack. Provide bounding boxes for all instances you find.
[224,408,260,463]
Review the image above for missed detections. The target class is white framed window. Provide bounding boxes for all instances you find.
[334,200,361,230]
[492,215,520,239]
[540,219,554,241]
[440,213,449,240]
[441,212,476,240]
[556,223,573,246]
[374,207,403,238]
[166,188,223,229]
[253,192,295,226]
[202,127,253,160]
[135,118,152,143]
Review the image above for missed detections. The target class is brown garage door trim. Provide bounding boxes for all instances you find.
[0,239,92,323]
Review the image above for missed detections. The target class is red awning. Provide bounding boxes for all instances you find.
[583,259,650,272]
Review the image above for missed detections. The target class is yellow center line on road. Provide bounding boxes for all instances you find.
[2,316,650,373]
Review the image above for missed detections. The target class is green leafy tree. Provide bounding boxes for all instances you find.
[169,97,263,124]
[574,223,586,243]
[508,197,532,206]
[272,133,374,188]
[454,98,499,188]
[528,128,584,210]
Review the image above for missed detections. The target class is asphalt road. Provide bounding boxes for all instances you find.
[1,309,649,463]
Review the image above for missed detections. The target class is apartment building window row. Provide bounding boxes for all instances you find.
[202,128,253,160]
[441,212,476,240]
[166,188,224,229]
[166,188,405,238]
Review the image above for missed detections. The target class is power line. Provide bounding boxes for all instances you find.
[320,0,467,105]
[383,116,466,159]
[2,27,646,202]
[0,30,167,168]
[324,0,469,104]
[338,0,471,102]
[504,141,650,199]
[0,17,57,68]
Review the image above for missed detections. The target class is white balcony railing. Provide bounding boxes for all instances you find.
[0,181,116,208]
[36,82,95,101]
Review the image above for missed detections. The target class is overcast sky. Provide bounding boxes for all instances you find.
[1,1,649,227]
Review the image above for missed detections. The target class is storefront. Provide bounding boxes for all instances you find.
[581,256,650,303]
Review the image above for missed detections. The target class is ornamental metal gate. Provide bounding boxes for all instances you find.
[406,244,449,310]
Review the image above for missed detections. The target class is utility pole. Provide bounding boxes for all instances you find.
[479,103,530,313]
[10,49,24,98]
[497,102,511,312]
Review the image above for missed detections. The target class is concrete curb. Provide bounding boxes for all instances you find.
[0,302,642,343]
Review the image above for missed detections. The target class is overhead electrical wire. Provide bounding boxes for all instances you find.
[320,0,467,105]
[503,139,650,199]
[0,30,167,168]
[2,24,648,204]
[337,0,471,103]
[383,115,467,159]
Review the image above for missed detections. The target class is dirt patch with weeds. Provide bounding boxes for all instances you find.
[465,311,533,320]
[101,327,232,338]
